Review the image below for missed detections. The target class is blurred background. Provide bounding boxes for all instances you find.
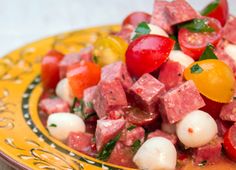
[0,0,235,56]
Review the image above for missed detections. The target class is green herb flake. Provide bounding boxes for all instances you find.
[132,22,151,40]
[170,35,180,50]
[127,125,137,131]
[190,64,203,74]
[179,19,215,33]
[198,160,208,167]
[86,102,93,109]
[131,140,141,153]
[92,56,98,64]
[97,133,121,161]
[199,44,218,61]
[84,112,96,120]
[201,0,219,16]
[49,123,57,127]
[70,97,78,113]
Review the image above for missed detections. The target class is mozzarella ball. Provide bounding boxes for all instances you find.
[56,78,73,105]
[161,122,176,134]
[47,113,85,141]
[133,137,177,170]
[168,50,194,68]
[224,44,236,61]
[176,110,217,148]
[148,24,169,37]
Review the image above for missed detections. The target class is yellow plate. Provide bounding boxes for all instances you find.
[0,25,135,170]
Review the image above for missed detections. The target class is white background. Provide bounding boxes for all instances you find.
[0,0,235,56]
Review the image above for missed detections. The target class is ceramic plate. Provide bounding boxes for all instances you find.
[0,25,134,170]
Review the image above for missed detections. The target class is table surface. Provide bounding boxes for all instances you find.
[0,0,235,169]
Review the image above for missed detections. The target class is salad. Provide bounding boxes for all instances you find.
[39,0,236,169]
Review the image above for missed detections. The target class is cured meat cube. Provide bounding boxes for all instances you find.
[166,0,199,25]
[220,101,236,121]
[159,80,205,123]
[116,25,134,42]
[39,97,70,115]
[158,60,184,90]
[215,119,231,137]
[67,132,95,156]
[95,119,126,151]
[101,62,133,91]
[147,129,177,145]
[93,80,128,118]
[193,137,222,165]
[129,73,165,113]
[83,86,97,115]
[120,126,145,146]
[107,109,125,120]
[223,16,236,44]
[108,142,137,168]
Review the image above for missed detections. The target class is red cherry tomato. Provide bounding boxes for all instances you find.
[224,124,236,161]
[67,61,101,99]
[126,34,175,78]
[203,0,229,26]
[178,17,222,60]
[122,11,151,27]
[41,50,64,90]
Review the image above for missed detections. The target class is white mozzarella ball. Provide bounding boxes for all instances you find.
[224,44,236,61]
[168,50,194,68]
[56,78,73,105]
[161,122,176,134]
[47,113,85,141]
[176,110,217,148]
[133,137,177,170]
[148,24,169,37]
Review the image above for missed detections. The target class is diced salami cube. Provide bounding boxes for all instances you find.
[129,73,165,113]
[158,60,184,91]
[159,80,205,123]
[107,109,125,120]
[116,25,134,42]
[193,137,222,165]
[166,0,199,25]
[83,86,97,115]
[120,127,145,146]
[93,80,128,119]
[147,129,177,145]
[108,142,137,168]
[220,101,236,121]
[95,119,126,151]
[39,97,70,115]
[101,62,133,91]
[67,132,95,156]
[215,119,232,137]
[151,0,173,33]
[223,16,236,44]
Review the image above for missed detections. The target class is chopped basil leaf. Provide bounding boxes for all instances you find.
[132,140,141,153]
[49,123,57,127]
[92,56,98,64]
[127,125,137,131]
[190,64,203,74]
[170,35,180,50]
[73,99,84,114]
[84,112,96,120]
[70,97,78,113]
[132,22,151,40]
[97,133,121,161]
[86,101,93,109]
[199,44,218,61]
[201,0,219,16]
[179,19,215,33]
[198,160,208,167]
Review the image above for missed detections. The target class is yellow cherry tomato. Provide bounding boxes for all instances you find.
[184,59,235,103]
[93,35,128,66]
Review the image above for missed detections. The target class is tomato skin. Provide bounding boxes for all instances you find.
[41,50,64,90]
[67,61,101,99]
[205,0,229,26]
[178,17,222,60]
[122,12,151,27]
[224,124,236,161]
[126,34,175,78]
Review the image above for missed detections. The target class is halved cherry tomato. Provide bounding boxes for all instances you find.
[126,34,175,78]
[224,124,236,161]
[41,50,64,90]
[184,59,235,103]
[178,17,222,60]
[93,35,128,66]
[202,0,229,26]
[67,61,101,99]
[122,11,151,27]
